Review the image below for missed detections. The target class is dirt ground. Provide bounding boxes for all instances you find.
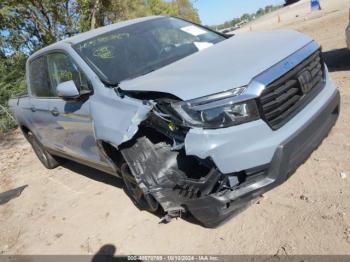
[1,0,350,255]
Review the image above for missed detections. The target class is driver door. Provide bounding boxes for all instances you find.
[45,52,102,165]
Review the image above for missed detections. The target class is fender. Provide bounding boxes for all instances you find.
[90,88,152,148]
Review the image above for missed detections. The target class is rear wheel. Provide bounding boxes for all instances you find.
[120,162,159,212]
[27,132,61,169]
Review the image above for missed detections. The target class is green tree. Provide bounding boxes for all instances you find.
[223,21,230,28]
[77,0,111,31]
[256,8,265,17]
[240,13,251,22]
[213,3,283,34]
[106,0,150,23]
[174,0,201,23]
[146,0,177,16]
[264,5,274,13]
[0,53,27,132]
[0,0,80,54]
[230,18,241,27]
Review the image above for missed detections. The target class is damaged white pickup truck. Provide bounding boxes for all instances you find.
[9,16,340,227]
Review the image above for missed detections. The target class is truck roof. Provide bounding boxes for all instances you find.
[29,16,163,60]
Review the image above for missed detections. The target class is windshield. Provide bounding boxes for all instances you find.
[73,17,226,85]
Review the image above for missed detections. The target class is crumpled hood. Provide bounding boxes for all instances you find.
[120,30,313,101]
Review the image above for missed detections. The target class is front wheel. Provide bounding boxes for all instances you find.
[27,132,61,169]
[120,162,159,212]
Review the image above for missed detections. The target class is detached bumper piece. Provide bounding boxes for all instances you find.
[121,90,340,228]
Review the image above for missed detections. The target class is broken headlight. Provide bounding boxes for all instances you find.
[171,87,259,129]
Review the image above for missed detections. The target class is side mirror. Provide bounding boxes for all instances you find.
[57,80,80,100]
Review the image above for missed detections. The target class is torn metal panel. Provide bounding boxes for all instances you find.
[91,88,152,148]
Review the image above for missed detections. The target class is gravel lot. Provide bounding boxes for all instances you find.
[1,0,350,255]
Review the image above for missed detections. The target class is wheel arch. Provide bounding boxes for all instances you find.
[96,139,125,176]
[19,125,31,139]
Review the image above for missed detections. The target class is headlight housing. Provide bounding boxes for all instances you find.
[171,87,260,129]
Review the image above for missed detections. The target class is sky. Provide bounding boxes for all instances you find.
[192,0,286,25]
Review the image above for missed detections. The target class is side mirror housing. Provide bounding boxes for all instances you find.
[57,80,80,100]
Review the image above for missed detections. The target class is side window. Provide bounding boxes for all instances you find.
[29,56,52,97]
[47,53,90,94]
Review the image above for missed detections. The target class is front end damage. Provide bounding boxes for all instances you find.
[119,95,254,227]
[120,134,267,227]
[119,75,340,228]
[82,35,341,227]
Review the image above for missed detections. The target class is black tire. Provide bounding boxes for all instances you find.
[120,162,159,212]
[27,132,61,169]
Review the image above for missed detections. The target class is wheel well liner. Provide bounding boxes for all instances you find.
[119,136,222,214]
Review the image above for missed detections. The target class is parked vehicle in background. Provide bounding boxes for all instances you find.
[9,16,340,227]
[219,27,236,34]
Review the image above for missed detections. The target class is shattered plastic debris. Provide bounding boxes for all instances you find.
[340,171,348,179]
[0,185,28,205]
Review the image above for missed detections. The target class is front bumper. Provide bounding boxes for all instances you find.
[185,72,339,174]
[185,89,340,227]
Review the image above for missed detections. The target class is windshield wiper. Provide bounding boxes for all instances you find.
[110,83,126,98]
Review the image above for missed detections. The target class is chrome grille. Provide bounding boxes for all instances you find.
[259,50,325,130]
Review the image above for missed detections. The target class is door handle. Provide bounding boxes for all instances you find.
[50,108,60,116]
[30,106,36,112]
